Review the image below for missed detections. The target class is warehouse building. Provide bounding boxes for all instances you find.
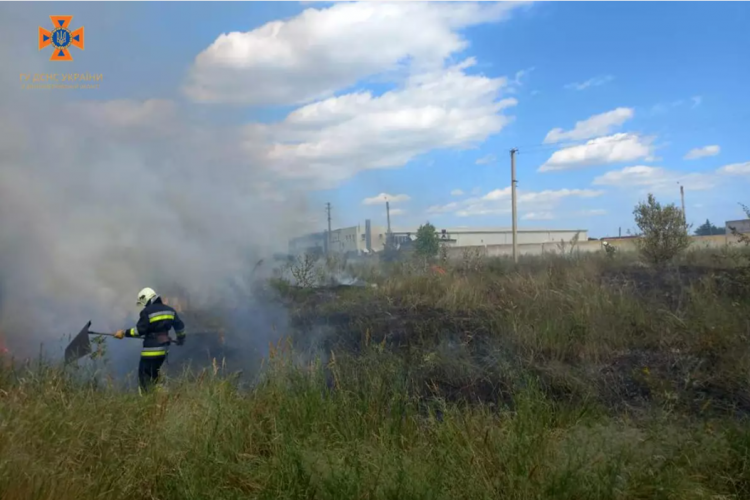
[288,219,388,256]
[725,219,750,235]
[290,224,588,255]
[389,226,588,248]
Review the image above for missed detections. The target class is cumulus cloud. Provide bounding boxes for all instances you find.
[184,1,526,105]
[389,208,406,216]
[450,189,465,196]
[718,161,750,175]
[592,165,720,193]
[684,145,720,160]
[538,133,656,172]
[362,193,411,205]
[427,187,603,217]
[260,58,518,186]
[564,75,614,91]
[544,107,634,144]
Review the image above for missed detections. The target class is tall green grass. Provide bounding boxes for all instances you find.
[3,250,750,499]
[2,348,750,500]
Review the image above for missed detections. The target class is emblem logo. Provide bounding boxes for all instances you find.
[39,16,85,61]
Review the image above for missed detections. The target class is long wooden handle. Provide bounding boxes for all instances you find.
[90,331,177,343]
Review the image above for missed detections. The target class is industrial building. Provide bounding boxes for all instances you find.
[389,226,589,248]
[288,219,388,256]
[290,223,588,256]
[725,219,750,235]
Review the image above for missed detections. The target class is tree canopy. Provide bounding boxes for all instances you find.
[694,219,725,236]
[414,222,440,259]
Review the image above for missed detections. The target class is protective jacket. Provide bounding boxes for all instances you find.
[125,296,186,357]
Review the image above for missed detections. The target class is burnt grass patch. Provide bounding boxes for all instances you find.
[276,257,750,419]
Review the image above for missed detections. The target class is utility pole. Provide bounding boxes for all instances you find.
[385,200,392,249]
[510,148,519,264]
[326,202,332,255]
[679,184,686,227]
[386,201,392,235]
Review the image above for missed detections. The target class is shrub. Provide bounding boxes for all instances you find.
[633,193,691,266]
[414,222,440,259]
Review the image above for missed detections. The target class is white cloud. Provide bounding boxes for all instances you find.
[718,161,750,176]
[507,66,535,93]
[592,165,720,193]
[684,145,720,160]
[184,2,525,105]
[180,2,526,188]
[362,193,411,205]
[475,154,496,165]
[564,75,614,91]
[522,211,555,221]
[427,187,603,217]
[450,189,465,196]
[426,201,460,214]
[650,96,703,116]
[544,107,634,144]
[260,58,518,186]
[539,133,656,172]
[389,208,406,216]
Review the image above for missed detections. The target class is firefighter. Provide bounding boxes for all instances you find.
[114,287,186,392]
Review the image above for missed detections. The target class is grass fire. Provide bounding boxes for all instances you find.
[2,236,750,499]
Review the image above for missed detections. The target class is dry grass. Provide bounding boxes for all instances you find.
[2,249,750,499]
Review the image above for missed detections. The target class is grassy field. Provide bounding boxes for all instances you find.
[2,248,750,499]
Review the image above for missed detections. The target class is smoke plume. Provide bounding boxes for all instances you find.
[0,7,310,373]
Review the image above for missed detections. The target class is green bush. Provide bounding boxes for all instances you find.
[633,193,691,266]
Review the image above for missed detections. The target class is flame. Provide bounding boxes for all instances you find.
[162,296,184,312]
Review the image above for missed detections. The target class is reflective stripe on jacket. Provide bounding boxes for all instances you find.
[124,297,186,356]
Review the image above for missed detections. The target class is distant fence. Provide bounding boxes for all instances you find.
[442,234,746,259]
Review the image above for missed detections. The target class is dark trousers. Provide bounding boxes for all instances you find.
[138,355,166,391]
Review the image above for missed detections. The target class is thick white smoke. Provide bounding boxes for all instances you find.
[0,7,312,364]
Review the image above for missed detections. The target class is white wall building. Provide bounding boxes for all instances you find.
[726,219,750,235]
[288,220,388,256]
[390,226,589,248]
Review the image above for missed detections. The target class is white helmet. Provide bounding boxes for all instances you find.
[136,287,158,307]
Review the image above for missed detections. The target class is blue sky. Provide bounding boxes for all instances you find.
[5,1,750,239]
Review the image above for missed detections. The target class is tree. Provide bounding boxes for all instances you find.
[414,222,440,259]
[633,193,691,266]
[694,219,725,236]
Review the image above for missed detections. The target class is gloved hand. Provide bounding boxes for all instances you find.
[176,335,185,346]
[114,329,125,339]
